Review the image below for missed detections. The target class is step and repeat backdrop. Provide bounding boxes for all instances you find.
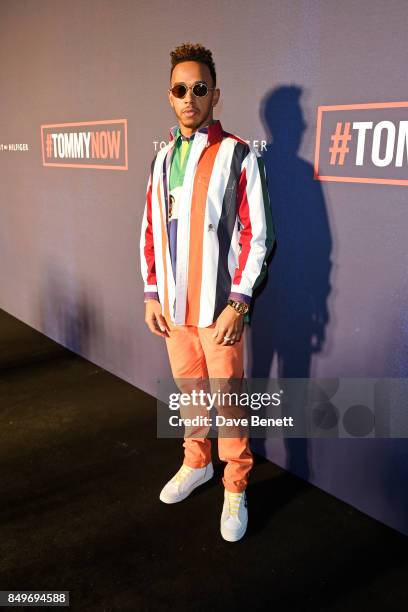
[1,0,407,534]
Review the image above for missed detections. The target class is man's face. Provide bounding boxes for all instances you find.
[168,61,220,134]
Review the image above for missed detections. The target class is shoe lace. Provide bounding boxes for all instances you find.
[173,464,194,485]
[226,491,244,518]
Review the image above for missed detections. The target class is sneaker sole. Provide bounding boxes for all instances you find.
[159,466,214,504]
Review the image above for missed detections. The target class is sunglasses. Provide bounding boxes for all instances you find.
[169,81,215,99]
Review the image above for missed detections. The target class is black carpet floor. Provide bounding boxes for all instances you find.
[0,308,407,612]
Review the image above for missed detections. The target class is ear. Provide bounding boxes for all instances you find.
[212,88,220,107]
[168,90,174,108]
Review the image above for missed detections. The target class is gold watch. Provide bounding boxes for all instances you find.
[227,298,250,315]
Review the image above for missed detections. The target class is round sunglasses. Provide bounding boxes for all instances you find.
[169,81,215,99]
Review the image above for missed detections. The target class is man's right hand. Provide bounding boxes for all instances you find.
[144,300,170,337]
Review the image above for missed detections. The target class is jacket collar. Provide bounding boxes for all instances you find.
[169,119,223,146]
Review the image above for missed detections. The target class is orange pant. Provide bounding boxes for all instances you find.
[164,320,254,493]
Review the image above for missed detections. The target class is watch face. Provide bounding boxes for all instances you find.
[236,302,248,314]
[228,299,249,315]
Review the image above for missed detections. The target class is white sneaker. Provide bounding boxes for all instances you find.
[159,462,214,504]
[220,489,248,542]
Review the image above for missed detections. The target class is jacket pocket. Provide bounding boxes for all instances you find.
[196,172,236,218]
[220,179,237,218]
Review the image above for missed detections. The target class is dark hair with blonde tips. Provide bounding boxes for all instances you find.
[170,42,217,87]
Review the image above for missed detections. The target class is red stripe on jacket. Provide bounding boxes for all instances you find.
[233,167,252,286]
[143,175,157,286]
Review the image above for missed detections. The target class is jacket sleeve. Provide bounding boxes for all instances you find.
[228,146,275,309]
[140,167,160,302]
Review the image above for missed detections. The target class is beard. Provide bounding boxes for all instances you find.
[176,106,212,132]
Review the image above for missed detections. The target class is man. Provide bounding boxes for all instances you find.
[140,42,275,542]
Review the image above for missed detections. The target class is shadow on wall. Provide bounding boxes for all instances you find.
[38,261,140,382]
[39,262,98,356]
[249,85,333,482]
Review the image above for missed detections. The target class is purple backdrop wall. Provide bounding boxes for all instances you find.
[1,0,407,534]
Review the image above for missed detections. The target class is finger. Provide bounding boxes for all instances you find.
[156,314,170,332]
[154,315,169,336]
[234,324,243,341]
[146,316,168,337]
[147,323,168,338]
[221,329,235,346]
[215,331,227,345]
[153,314,165,332]
[213,327,225,344]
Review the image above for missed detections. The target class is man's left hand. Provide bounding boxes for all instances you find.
[212,305,245,345]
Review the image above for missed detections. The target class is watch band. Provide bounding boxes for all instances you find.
[227,298,250,315]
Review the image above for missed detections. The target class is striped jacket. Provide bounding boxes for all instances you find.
[140,119,275,327]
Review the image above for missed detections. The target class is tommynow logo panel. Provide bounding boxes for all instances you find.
[40,119,128,170]
[314,101,408,186]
